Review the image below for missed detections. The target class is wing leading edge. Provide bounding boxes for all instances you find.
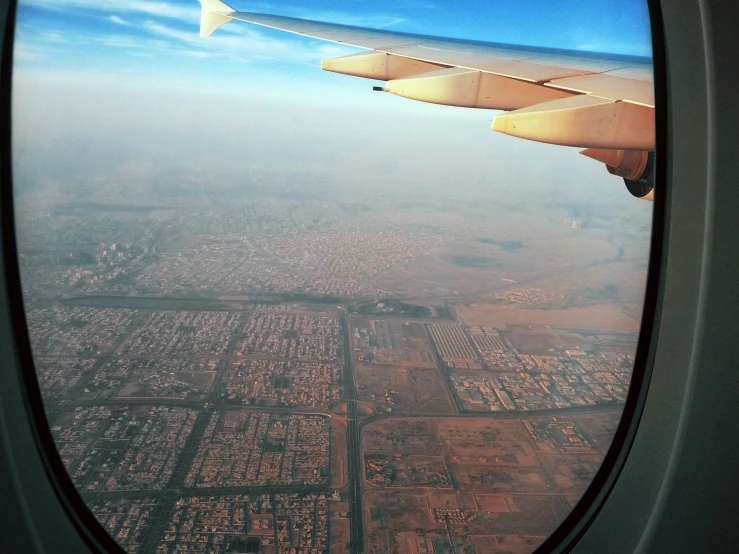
[197,0,656,197]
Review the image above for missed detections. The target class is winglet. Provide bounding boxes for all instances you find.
[199,0,235,38]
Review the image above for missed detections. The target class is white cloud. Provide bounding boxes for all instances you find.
[13,43,42,61]
[22,0,200,22]
[109,15,130,26]
[142,19,357,64]
[42,31,67,43]
[23,0,411,31]
[19,0,383,65]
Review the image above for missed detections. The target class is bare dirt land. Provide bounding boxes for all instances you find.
[369,223,626,300]
[351,317,437,368]
[361,412,623,554]
[330,419,348,489]
[330,500,351,554]
[537,453,603,494]
[569,412,622,453]
[469,534,548,554]
[455,303,641,332]
[355,364,456,415]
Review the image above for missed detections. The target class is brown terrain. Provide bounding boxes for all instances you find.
[361,412,621,554]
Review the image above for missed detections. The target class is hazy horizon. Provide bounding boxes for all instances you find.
[12,0,653,216]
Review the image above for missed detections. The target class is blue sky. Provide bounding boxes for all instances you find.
[10,0,655,212]
[14,0,652,88]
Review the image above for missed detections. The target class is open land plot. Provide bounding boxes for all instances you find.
[355,364,455,415]
[559,329,640,363]
[351,317,436,367]
[235,310,341,361]
[471,494,571,533]
[51,405,197,492]
[568,412,622,453]
[504,325,565,355]
[455,303,641,333]
[436,419,538,466]
[365,454,451,488]
[369,251,511,299]
[185,410,334,487]
[157,493,332,554]
[363,488,564,554]
[330,419,347,489]
[548,258,650,312]
[119,310,243,357]
[455,465,551,493]
[87,498,159,554]
[361,417,609,552]
[364,491,443,554]
[522,327,590,354]
[369,228,623,299]
[537,453,603,495]
[362,419,440,455]
[368,238,547,299]
[82,357,218,400]
[469,534,546,554]
[330,501,351,554]
[223,358,343,408]
[362,418,543,473]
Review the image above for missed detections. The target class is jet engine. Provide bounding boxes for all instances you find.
[581,148,655,200]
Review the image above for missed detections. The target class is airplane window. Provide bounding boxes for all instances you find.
[11,0,655,553]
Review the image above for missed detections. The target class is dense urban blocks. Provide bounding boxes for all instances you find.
[88,498,160,554]
[51,406,198,492]
[236,310,341,361]
[18,197,649,554]
[26,306,139,356]
[185,411,332,488]
[156,493,334,554]
[34,356,96,404]
[120,311,244,357]
[223,359,342,408]
[30,301,636,554]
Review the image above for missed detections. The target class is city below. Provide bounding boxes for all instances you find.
[15,192,650,554]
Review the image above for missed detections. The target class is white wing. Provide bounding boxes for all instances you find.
[197,0,656,196]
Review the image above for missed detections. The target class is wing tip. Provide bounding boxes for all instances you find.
[198,0,235,38]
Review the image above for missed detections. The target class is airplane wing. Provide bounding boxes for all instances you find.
[198,0,656,197]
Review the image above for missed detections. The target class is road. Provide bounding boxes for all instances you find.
[340,308,365,554]
[82,484,328,503]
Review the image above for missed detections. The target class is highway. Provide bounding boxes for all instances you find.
[340,308,365,554]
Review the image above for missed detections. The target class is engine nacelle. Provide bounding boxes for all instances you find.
[581,148,655,200]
